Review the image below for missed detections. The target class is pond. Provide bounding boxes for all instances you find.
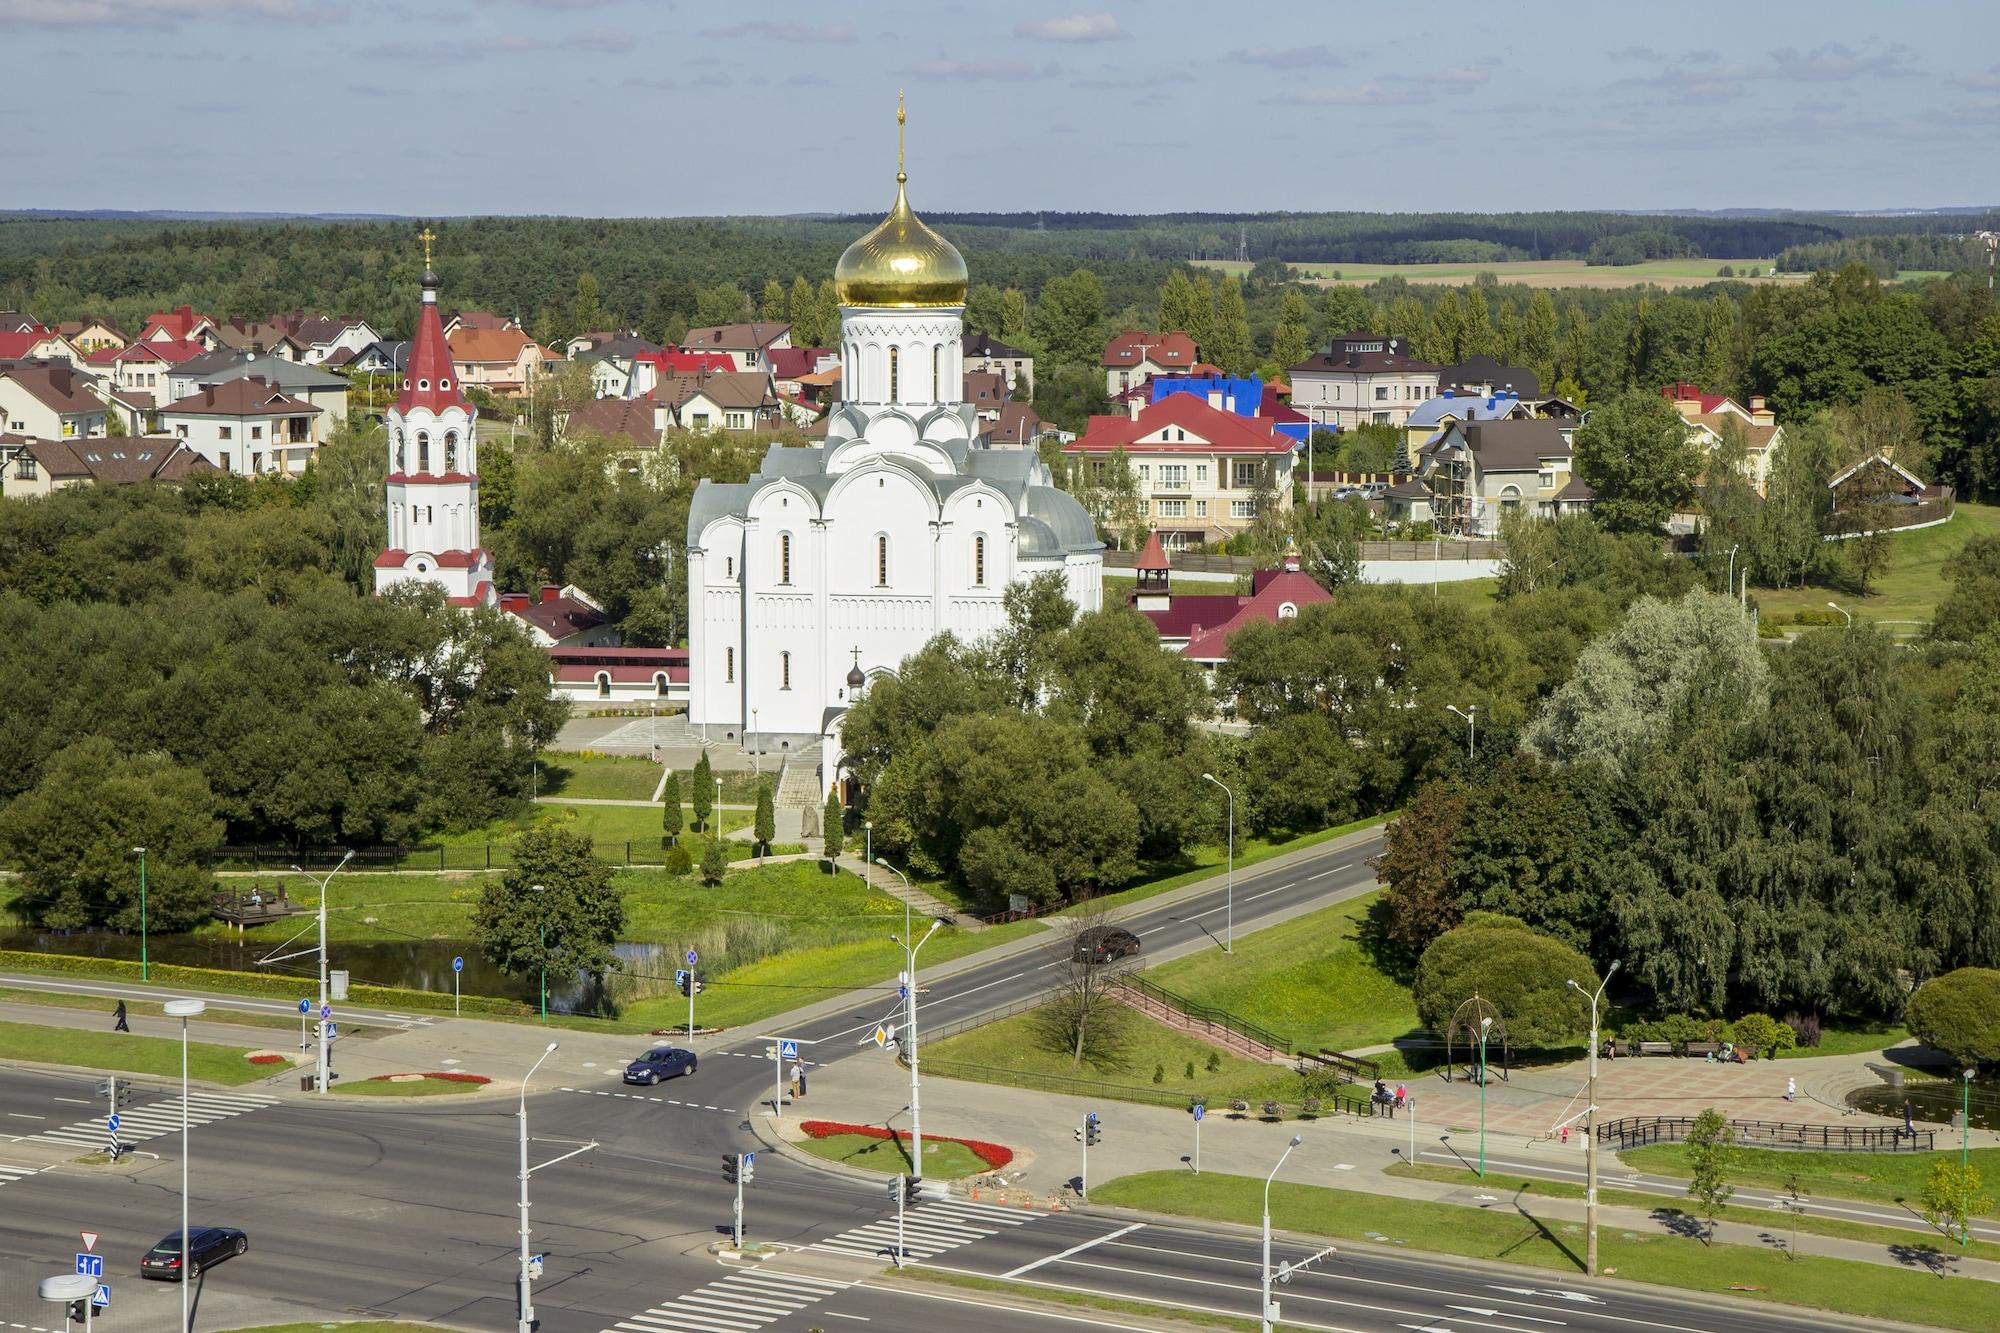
[0,928,689,1018]
[1846,1079,2000,1133]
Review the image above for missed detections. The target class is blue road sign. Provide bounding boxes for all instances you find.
[674,968,688,986]
[898,983,909,1000]
[299,999,311,1015]
[324,1021,338,1040]
[686,949,699,966]
[92,1284,109,1309]
[779,1040,799,1061]
[106,1114,120,1133]
[742,1151,755,1168]
[453,955,464,973]
[75,1254,104,1278]
[320,1002,332,1021]
[1192,1103,1205,1122]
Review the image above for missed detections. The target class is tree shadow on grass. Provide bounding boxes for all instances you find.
[1888,1242,1957,1279]
[1650,1207,1708,1242]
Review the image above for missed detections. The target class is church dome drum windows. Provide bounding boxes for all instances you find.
[973,533,987,586]
[876,534,890,586]
[416,430,430,473]
[779,532,793,584]
[393,429,405,472]
[444,430,459,472]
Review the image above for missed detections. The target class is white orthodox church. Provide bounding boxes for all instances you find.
[374,238,495,607]
[686,106,1104,752]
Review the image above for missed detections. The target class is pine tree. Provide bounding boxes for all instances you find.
[692,751,714,832]
[1272,288,1312,368]
[1185,275,1216,352]
[822,789,845,859]
[570,272,607,336]
[661,772,682,847]
[759,279,788,325]
[815,280,841,350]
[1558,303,1590,387]
[1463,287,1497,359]
[1520,290,1560,391]
[700,835,728,887]
[1158,269,1205,337]
[788,275,819,345]
[1699,292,1737,393]
[1000,287,1031,342]
[1426,290,1467,364]
[754,779,776,858]
[1210,277,1252,374]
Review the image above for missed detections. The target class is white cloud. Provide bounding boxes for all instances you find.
[1296,83,1419,107]
[902,57,1047,82]
[1016,14,1119,43]
[700,20,854,44]
[1768,42,1915,82]
[1228,44,1341,71]
[1,0,327,26]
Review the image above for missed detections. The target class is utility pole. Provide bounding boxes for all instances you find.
[518,1042,557,1333]
[1201,774,1234,953]
[293,850,355,1096]
[131,847,148,981]
[1447,704,1479,761]
[1261,1135,1303,1333]
[1569,962,1620,1276]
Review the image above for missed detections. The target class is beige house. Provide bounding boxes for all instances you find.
[166,351,350,445]
[1063,392,1297,547]
[1288,333,1441,430]
[5,435,210,499]
[1102,329,1200,396]
[158,377,321,475]
[446,327,546,394]
[660,370,785,432]
[1405,417,1583,536]
[138,305,221,349]
[56,319,128,354]
[1662,383,1785,496]
[0,362,109,440]
[681,322,791,374]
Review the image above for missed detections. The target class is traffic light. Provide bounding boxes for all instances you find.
[722,1153,739,1185]
[905,1175,923,1205]
[67,1300,87,1324]
[1085,1112,1101,1147]
[1072,1125,1083,1143]
[677,969,692,997]
[692,974,705,996]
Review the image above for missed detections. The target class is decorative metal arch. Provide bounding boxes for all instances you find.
[1444,993,1513,1084]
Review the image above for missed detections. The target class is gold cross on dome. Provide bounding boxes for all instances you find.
[896,91,906,183]
[419,227,436,269]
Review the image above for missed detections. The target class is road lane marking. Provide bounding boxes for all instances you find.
[1002,1221,1146,1278]
[7,1113,45,1120]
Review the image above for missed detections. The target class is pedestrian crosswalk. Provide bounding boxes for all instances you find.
[23,1090,280,1152]
[0,1161,40,1189]
[809,1194,1041,1264]
[605,1265,852,1333]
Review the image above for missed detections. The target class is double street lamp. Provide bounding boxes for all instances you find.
[1260,1134,1304,1333]
[292,849,355,1096]
[883,862,945,1186]
[1200,773,1234,953]
[1446,704,1480,761]
[1568,961,1620,1277]
[518,1041,559,1333]
[163,997,206,1333]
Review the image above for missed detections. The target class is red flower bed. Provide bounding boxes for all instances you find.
[246,1054,286,1065]
[799,1119,1013,1169]
[367,1071,492,1084]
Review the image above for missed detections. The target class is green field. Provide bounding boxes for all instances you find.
[1143,891,1418,1055]
[1096,1170,2000,1331]
[793,1131,991,1180]
[538,751,663,801]
[926,1003,1298,1109]
[1623,1143,2000,1218]
[0,1019,278,1086]
[334,1074,483,1097]
[1755,502,2000,629]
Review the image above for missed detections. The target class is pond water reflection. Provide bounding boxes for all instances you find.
[1846,1079,2000,1132]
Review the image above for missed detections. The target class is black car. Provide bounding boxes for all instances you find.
[624,1046,697,1085]
[140,1227,247,1281]
[1075,926,1141,963]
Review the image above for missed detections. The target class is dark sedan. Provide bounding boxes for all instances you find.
[140,1227,247,1281]
[624,1046,697,1085]
[1075,926,1141,963]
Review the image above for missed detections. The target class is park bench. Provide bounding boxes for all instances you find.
[1684,1041,1723,1059]
[1634,1040,1674,1057]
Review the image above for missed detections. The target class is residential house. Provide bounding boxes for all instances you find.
[1128,532,1330,668]
[100,338,210,426]
[1661,382,1786,495]
[767,346,838,398]
[1064,392,1298,547]
[6,436,210,499]
[168,350,350,443]
[446,326,545,395]
[442,309,521,336]
[0,329,80,362]
[55,319,127,354]
[1102,329,1200,396]
[964,332,1034,396]
[563,330,643,359]
[979,401,1041,450]
[275,315,380,365]
[1437,354,1541,399]
[341,339,411,374]
[1150,374,1310,443]
[562,397,664,452]
[1287,333,1441,430]
[1401,390,1534,466]
[157,376,321,475]
[0,361,109,440]
[963,370,1008,421]
[0,312,43,335]
[578,336,666,399]
[681,322,791,374]
[498,585,620,648]
[1828,453,1950,528]
[214,320,305,360]
[658,369,785,432]
[138,304,220,349]
[1404,416,1583,536]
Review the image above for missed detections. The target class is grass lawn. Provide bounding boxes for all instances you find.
[0,1019,276,1086]
[1095,1170,1999,1332]
[1755,503,2000,628]
[926,1003,1298,1109]
[0,986,326,1033]
[794,1131,991,1179]
[1143,890,1417,1055]
[1424,575,1499,609]
[333,1075,485,1097]
[1622,1143,2000,1218]
[1776,1018,1910,1059]
[539,750,663,801]
[1385,1162,2000,1263]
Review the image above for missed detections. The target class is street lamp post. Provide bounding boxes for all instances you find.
[131,846,148,981]
[1726,544,1738,596]
[163,997,206,1333]
[1568,961,1621,1276]
[1446,704,1479,761]
[529,884,548,1023]
[1962,1070,1976,1249]
[292,849,355,1096]
[1260,1134,1304,1333]
[1477,1015,1493,1180]
[887,890,943,1185]
[751,707,760,776]
[1828,600,1853,628]
[518,1041,559,1333]
[1200,773,1234,953]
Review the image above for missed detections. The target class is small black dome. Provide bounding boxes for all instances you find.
[846,663,866,689]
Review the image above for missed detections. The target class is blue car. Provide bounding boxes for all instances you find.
[624,1046,697,1085]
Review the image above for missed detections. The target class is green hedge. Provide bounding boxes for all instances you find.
[0,950,532,1018]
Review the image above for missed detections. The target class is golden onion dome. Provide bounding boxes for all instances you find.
[834,99,967,308]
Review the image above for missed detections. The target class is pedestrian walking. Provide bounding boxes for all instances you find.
[1785,1075,1797,1102]
[112,1000,129,1033]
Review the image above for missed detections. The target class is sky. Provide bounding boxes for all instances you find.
[3,0,1997,217]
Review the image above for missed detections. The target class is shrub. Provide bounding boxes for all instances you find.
[1206,1052,1222,1073]
[1413,918,1597,1045]
[1784,1011,1822,1048]
[1907,968,2000,1067]
[700,837,728,886]
[1184,1060,1196,1080]
[662,844,694,876]
[1152,1063,1165,1085]
[1729,1012,1796,1058]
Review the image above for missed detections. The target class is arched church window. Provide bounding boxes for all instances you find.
[780,651,792,690]
[876,534,889,586]
[393,430,405,472]
[416,431,430,473]
[973,534,987,586]
[932,344,941,401]
[595,672,611,698]
[889,346,899,403]
[654,673,669,697]
[778,532,793,584]
[444,430,459,471]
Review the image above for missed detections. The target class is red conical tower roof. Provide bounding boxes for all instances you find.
[1136,528,1170,573]
[397,262,470,415]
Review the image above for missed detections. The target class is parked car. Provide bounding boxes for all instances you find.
[140,1227,246,1281]
[1074,926,1141,964]
[624,1046,697,1084]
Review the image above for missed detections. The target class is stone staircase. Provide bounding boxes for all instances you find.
[1113,975,1293,1065]
[774,744,822,842]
